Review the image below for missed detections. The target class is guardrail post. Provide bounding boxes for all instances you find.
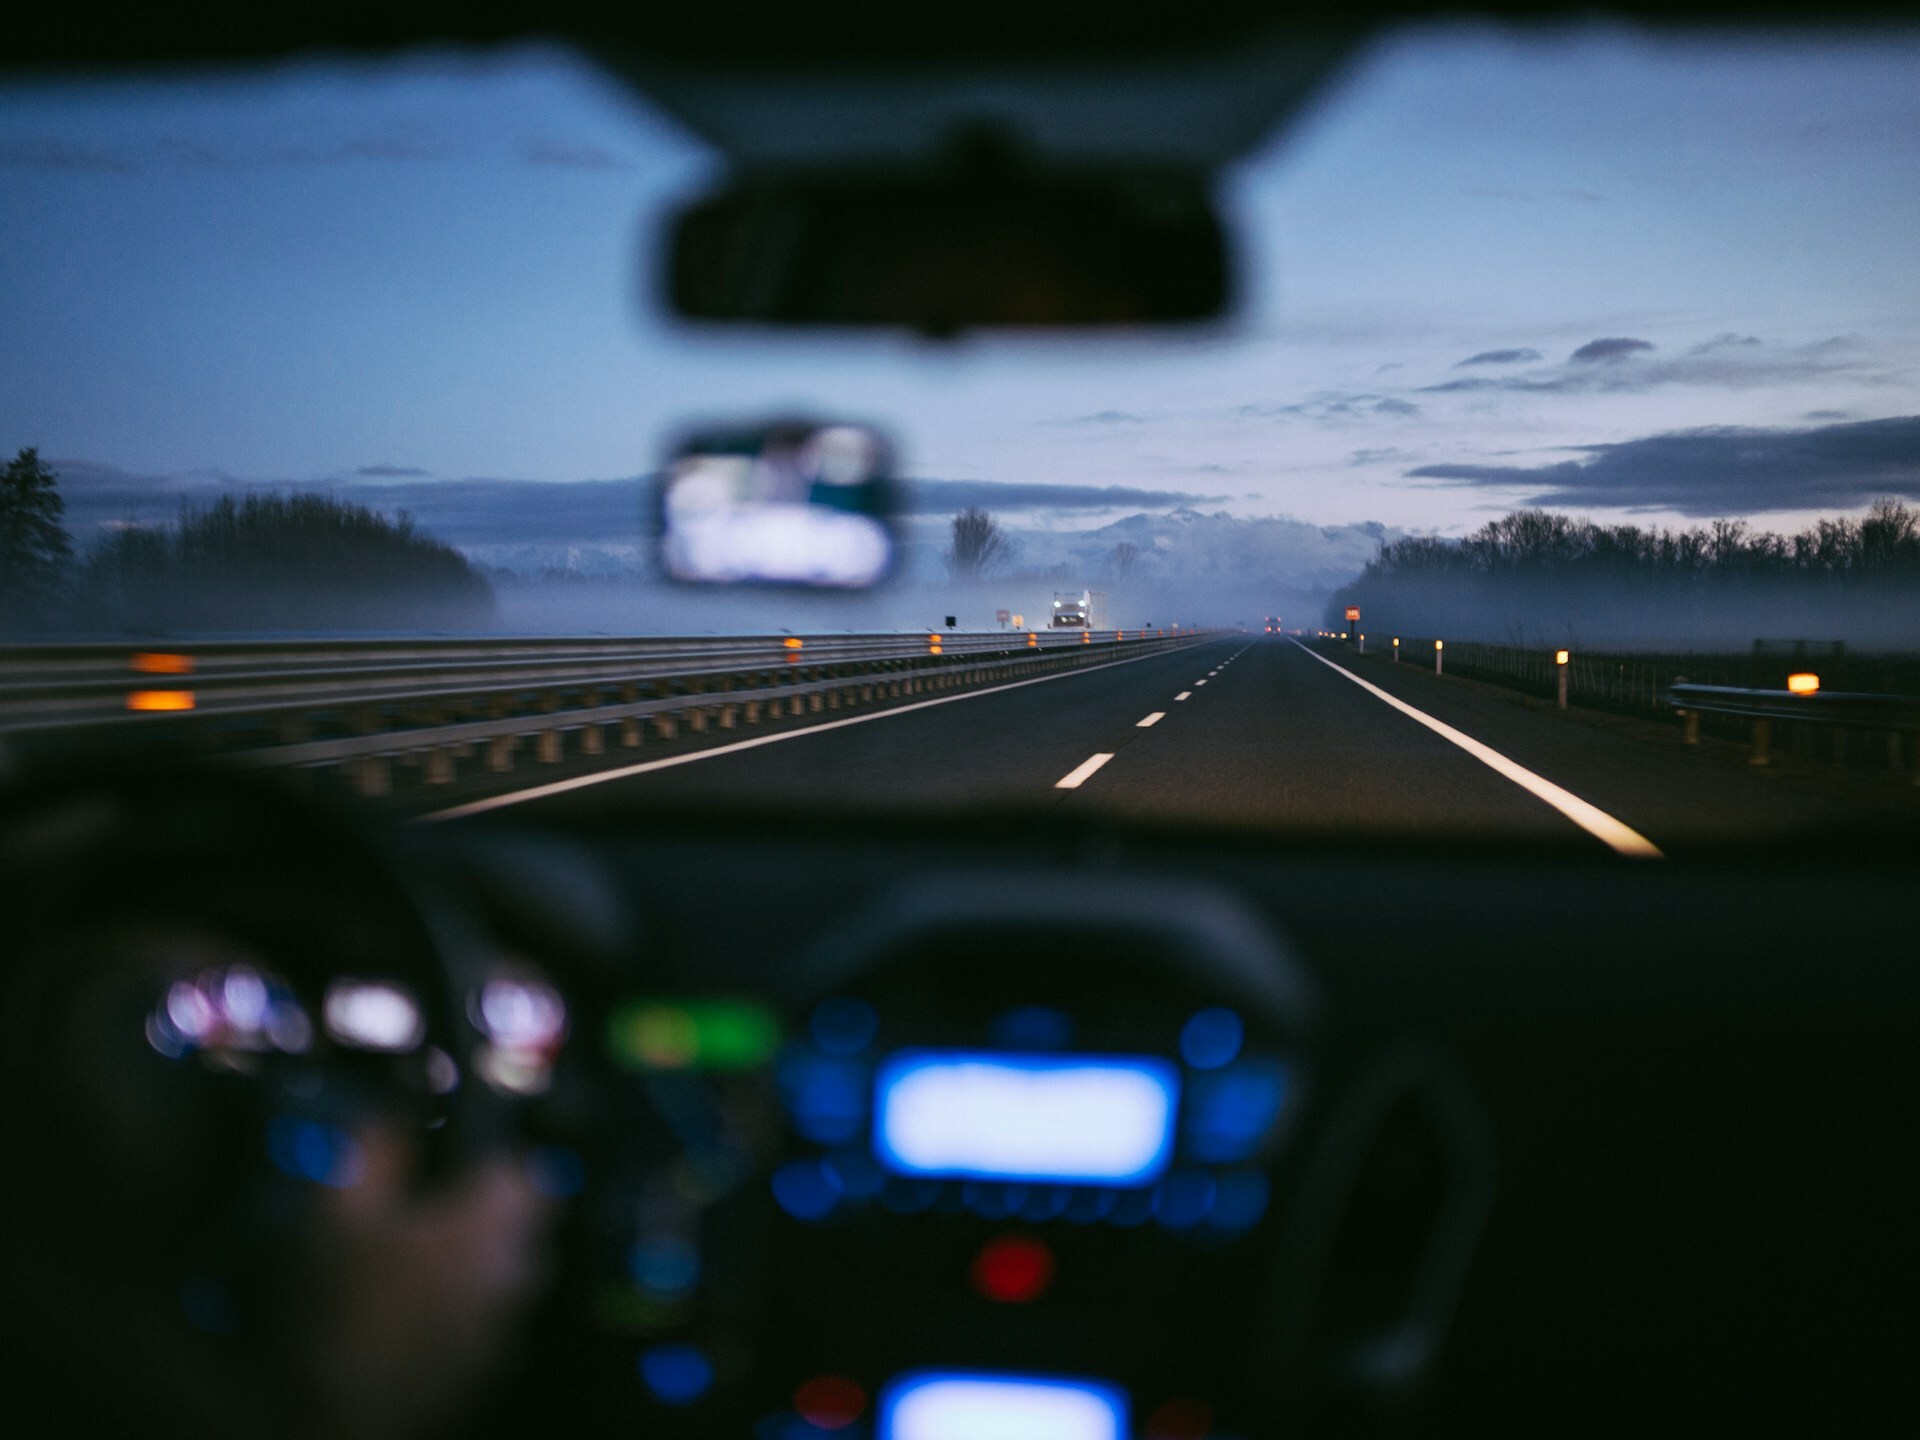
[654,714,678,740]
[1750,718,1771,766]
[537,729,563,763]
[582,724,606,755]
[487,736,516,772]
[425,747,455,784]
[1682,709,1700,745]
[351,755,391,797]
[620,718,641,749]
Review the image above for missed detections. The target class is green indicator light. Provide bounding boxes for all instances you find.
[610,999,782,1072]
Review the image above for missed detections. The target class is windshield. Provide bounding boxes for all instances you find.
[3,24,1917,848]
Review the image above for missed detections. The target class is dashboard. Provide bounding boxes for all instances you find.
[440,804,1920,1438]
[4,770,1917,1437]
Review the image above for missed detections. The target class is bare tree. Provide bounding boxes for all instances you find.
[1109,540,1142,581]
[944,507,1012,579]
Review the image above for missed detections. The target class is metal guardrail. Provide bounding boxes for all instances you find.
[0,628,1211,795]
[1666,683,1920,729]
[1666,681,1920,777]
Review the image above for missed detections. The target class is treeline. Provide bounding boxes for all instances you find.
[1,450,493,634]
[1330,501,1920,650]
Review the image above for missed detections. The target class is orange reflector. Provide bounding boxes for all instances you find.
[1787,672,1820,695]
[1555,649,1569,665]
[127,689,195,712]
[130,651,194,675]
[782,637,803,650]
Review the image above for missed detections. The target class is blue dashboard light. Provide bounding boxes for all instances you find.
[630,1235,700,1296]
[881,1177,941,1215]
[639,1344,714,1406]
[811,996,880,1056]
[873,1050,1180,1185]
[1019,1186,1072,1222]
[1062,1188,1117,1224]
[881,1371,1128,1440]
[772,1159,842,1222]
[1152,1170,1218,1230]
[1179,1007,1245,1070]
[1183,1058,1288,1164]
[1108,1190,1154,1228]
[779,1052,869,1145]
[267,1116,365,1189]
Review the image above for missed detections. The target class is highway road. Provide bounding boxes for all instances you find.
[419,637,1910,852]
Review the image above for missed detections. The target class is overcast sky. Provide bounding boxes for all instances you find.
[2,21,1918,560]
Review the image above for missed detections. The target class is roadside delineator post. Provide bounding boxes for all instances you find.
[1434,639,1444,676]
[1392,637,1399,663]
[1555,649,1569,710]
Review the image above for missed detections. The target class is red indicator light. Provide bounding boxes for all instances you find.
[1144,1397,1215,1440]
[793,1375,865,1430]
[970,1233,1056,1303]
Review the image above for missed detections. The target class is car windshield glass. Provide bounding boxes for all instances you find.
[2,26,1917,846]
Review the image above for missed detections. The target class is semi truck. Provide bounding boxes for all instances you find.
[1049,590,1106,629]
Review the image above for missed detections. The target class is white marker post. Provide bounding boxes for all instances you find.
[1555,649,1569,709]
[1434,639,1444,676]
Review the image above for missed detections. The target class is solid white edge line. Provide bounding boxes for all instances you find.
[1289,639,1663,859]
[1137,712,1165,727]
[1175,692,1192,701]
[418,639,1211,822]
[1055,752,1115,789]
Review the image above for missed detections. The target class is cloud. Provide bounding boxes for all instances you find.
[1405,414,1920,516]
[1456,348,1543,368]
[900,480,1227,514]
[355,464,430,477]
[1237,391,1421,422]
[1569,336,1655,364]
[1418,334,1877,397]
[1040,410,1150,427]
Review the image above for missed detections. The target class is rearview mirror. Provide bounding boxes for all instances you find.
[656,420,898,588]
[663,165,1230,333]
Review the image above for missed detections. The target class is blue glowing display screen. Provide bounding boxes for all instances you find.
[881,1372,1127,1440]
[872,1050,1179,1185]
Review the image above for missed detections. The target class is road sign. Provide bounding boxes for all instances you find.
[1345,606,1361,622]
[995,609,1010,624]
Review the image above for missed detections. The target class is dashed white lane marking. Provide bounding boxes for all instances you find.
[1137,712,1166,728]
[1289,641,1662,859]
[1175,692,1192,701]
[1055,753,1115,789]
[419,640,1205,822]
[1195,679,1209,686]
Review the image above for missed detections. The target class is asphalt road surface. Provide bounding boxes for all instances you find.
[419,637,1912,853]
